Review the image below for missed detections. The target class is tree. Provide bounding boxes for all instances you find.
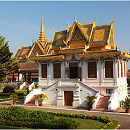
[128,69,130,72]
[0,36,20,82]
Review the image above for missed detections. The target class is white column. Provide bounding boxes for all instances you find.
[114,59,118,85]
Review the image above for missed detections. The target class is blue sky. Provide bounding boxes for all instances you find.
[0,1,130,70]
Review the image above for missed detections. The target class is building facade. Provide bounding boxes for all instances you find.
[24,17,130,111]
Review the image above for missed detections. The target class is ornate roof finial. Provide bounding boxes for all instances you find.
[126,50,128,54]
[112,17,115,24]
[94,16,96,22]
[116,44,118,50]
[52,25,55,32]
[35,37,37,42]
[67,20,69,26]
[74,14,76,22]
[18,45,19,49]
[21,43,23,48]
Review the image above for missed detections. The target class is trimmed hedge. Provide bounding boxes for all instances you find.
[0,106,80,129]
[0,92,24,96]
[0,96,24,102]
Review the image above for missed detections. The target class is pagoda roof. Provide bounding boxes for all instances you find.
[19,62,38,72]
[16,46,31,61]
[51,17,115,50]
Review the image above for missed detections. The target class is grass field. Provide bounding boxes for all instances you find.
[56,116,106,129]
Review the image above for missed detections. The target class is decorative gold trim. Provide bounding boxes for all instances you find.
[31,55,65,61]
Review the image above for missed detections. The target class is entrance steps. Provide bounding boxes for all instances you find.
[90,95,113,112]
[23,95,37,106]
[21,84,29,90]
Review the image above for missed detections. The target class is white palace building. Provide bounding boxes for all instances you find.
[23,17,130,111]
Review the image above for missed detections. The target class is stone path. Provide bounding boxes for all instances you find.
[0,99,130,129]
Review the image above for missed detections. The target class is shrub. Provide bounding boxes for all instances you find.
[0,106,79,129]
[122,96,130,110]
[3,86,15,93]
[85,93,96,110]
[10,93,18,104]
[17,83,22,89]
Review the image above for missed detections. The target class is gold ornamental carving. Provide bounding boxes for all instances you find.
[93,29,105,41]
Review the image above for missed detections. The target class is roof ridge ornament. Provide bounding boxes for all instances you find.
[94,16,96,22]
[74,14,76,22]
[112,17,115,24]
[52,25,55,32]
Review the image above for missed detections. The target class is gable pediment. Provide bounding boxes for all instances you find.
[28,42,44,60]
[69,25,86,42]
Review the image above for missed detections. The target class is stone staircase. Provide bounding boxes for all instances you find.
[23,95,37,106]
[91,95,113,112]
[21,84,29,90]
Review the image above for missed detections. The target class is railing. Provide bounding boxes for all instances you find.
[92,92,100,109]
[29,82,38,91]
[24,88,42,104]
[108,88,118,110]
[20,82,27,90]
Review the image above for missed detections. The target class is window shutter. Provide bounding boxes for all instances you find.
[105,61,113,78]
[65,67,70,79]
[53,63,61,78]
[41,64,47,78]
[88,61,97,78]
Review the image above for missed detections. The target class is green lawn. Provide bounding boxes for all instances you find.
[56,116,105,129]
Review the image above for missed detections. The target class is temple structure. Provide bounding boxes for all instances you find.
[7,19,52,84]
[23,17,130,111]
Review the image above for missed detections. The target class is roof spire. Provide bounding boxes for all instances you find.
[38,18,46,47]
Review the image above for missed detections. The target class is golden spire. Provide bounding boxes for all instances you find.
[38,18,46,46]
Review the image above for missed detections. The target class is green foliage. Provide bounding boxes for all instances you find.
[10,93,18,103]
[3,86,15,93]
[17,83,22,89]
[85,93,96,109]
[0,106,79,129]
[0,36,20,83]
[128,69,130,72]
[0,91,24,96]
[34,83,38,89]
[37,93,48,105]
[122,96,130,110]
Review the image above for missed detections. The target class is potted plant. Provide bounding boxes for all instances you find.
[122,96,130,113]
[37,93,48,106]
[34,83,38,89]
[85,93,96,110]
[10,93,18,105]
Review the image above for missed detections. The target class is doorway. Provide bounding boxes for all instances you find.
[64,91,73,106]
[69,62,78,79]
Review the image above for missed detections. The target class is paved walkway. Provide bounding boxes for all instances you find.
[0,99,130,129]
